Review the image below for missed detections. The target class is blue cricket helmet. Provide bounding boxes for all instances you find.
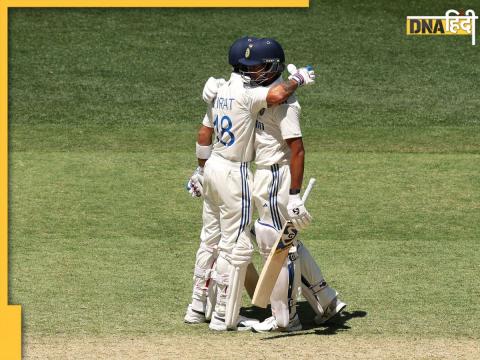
[238,38,285,86]
[229,36,257,67]
[238,38,285,67]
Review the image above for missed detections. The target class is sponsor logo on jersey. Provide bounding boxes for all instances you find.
[255,120,265,131]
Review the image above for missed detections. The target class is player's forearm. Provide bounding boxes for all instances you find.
[286,137,305,192]
[290,150,305,191]
[197,125,214,167]
[197,125,213,146]
[266,79,299,107]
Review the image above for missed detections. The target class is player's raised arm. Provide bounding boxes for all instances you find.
[238,38,315,108]
[267,66,315,106]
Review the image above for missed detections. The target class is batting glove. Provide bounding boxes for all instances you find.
[287,194,312,230]
[287,64,315,87]
[202,77,226,103]
[186,166,204,198]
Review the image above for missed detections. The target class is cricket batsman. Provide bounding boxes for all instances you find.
[184,37,316,331]
[202,37,346,333]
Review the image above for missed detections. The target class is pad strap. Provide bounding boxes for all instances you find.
[310,280,328,295]
[194,266,214,280]
[212,271,230,286]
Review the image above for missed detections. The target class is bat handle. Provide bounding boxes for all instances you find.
[301,178,316,203]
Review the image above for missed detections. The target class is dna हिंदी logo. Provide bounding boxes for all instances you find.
[406,9,478,45]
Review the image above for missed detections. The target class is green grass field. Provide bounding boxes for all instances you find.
[7,2,480,358]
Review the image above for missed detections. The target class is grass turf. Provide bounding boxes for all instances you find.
[7,0,480,341]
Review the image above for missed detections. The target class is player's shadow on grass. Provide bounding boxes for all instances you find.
[240,301,367,340]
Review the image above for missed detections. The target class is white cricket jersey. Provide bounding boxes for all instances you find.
[202,73,269,163]
[254,78,302,167]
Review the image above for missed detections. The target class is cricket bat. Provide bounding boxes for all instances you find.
[251,178,316,308]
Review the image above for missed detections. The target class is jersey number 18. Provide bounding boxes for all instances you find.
[213,114,235,147]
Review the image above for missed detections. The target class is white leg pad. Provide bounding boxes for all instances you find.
[298,241,337,316]
[225,262,248,329]
[225,232,254,329]
[191,242,217,314]
[211,255,230,321]
[253,219,301,327]
[270,247,300,328]
[205,260,217,321]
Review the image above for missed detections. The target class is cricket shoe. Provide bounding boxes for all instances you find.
[184,304,207,324]
[251,314,302,333]
[314,297,347,325]
[209,313,259,331]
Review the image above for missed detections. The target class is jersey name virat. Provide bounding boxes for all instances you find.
[203,72,269,163]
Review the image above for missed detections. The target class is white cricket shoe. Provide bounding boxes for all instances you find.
[314,297,347,325]
[184,304,207,324]
[209,313,259,331]
[251,314,302,333]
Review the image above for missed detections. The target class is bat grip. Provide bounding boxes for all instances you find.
[301,178,316,203]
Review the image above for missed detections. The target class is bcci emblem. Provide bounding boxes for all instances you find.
[245,47,251,58]
[406,9,478,45]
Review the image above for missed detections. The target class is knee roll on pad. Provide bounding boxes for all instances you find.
[222,230,254,266]
[254,220,281,259]
[230,246,254,266]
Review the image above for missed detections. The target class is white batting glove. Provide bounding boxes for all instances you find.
[186,166,204,198]
[202,77,226,103]
[287,64,315,87]
[287,194,312,230]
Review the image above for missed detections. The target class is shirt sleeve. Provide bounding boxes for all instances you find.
[278,99,302,139]
[245,86,269,114]
[201,104,214,128]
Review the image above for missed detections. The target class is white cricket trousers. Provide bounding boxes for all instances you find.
[203,153,253,254]
[195,153,253,319]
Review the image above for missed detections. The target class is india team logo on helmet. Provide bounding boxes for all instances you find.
[228,36,257,68]
[245,47,251,59]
